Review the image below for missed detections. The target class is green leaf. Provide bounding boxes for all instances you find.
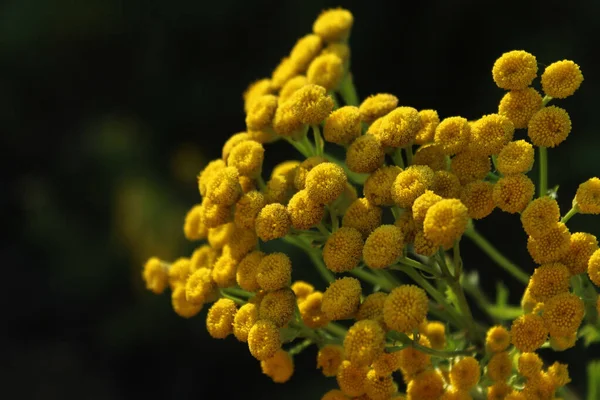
[579,324,600,347]
[495,282,509,307]
[280,326,300,343]
[587,360,600,400]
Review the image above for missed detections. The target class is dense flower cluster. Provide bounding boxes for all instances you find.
[141,8,599,400]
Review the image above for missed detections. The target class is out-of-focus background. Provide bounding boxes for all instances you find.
[3,0,600,398]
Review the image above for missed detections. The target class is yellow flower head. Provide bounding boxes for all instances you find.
[527,222,571,264]
[233,302,259,342]
[321,389,347,400]
[306,162,347,204]
[324,105,362,145]
[487,382,511,400]
[395,210,417,243]
[365,369,397,400]
[290,34,323,72]
[317,344,345,377]
[511,313,548,352]
[290,84,334,125]
[469,114,515,156]
[183,204,208,241]
[323,227,364,273]
[356,292,388,327]
[198,159,226,197]
[359,93,399,124]
[206,298,237,339]
[517,352,543,378]
[498,88,543,129]
[542,292,584,337]
[492,50,538,90]
[291,280,314,301]
[248,319,281,361]
[243,78,273,113]
[485,325,511,353]
[441,388,472,400]
[344,320,386,366]
[322,42,350,63]
[342,198,383,239]
[363,225,404,269]
[206,166,242,206]
[272,99,304,138]
[561,232,599,275]
[185,267,217,305]
[528,263,570,302]
[239,175,257,193]
[407,370,445,400]
[492,174,535,214]
[245,94,278,131]
[415,109,440,144]
[413,143,446,171]
[364,166,403,206]
[168,257,192,289]
[460,180,495,220]
[294,156,326,190]
[255,203,291,241]
[398,335,432,376]
[496,140,535,175]
[384,285,428,333]
[391,165,435,208]
[171,285,202,318]
[575,177,600,214]
[547,361,571,387]
[414,228,438,257]
[541,60,583,99]
[298,291,330,328]
[375,106,422,148]
[520,196,560,238]
[142,257,168,294]
[190,245,217,271]
[227,140,265,178]
[434,116,471,155]
[321,277,362,320]
[432,170,462,199]
[550,331,578,351]
[451,152,491,185]
[211,253,238,288]
[235,190,265,230]
[345,134,386,173]
[412,190,443,224]
[336,360,368,397]
[313,8,354,42]
[259,288,296,327]
[486,351,512,382]
[451,356,481,390]
[256,252,292,292]
[286,189,324,229]
[225,226,258,261]
[423,199,469,249]
[527,106,572,148]
[264,174,294,205]
[207,222,235,250]
[201,198,232,229]
[261,349,294,383]
[271,57,299,90]
[279,75,309,103]
[307,53,345,91]
[588,249,600,286]
[372,351,401,376]
[422,321,446,350]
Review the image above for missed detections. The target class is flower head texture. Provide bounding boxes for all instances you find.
[374,106,421,148]
[493,174,535,214]
[365,369,397,400]
[261,349,294,383]
[317,345,345,377]
[321,277,362,320]
[342,198,383,239]
[248,319,281,361]
[527,106,572,148]
[336,360,368,397]
[511,314,548,352]
[313,8,354,42]
[359,93,398,123]
[142,257,168,294]
[307,53,344,91]
[383,285,428,333]
[323,227,364,272]
[423,198,469,249]
[542,292,584,337]
[496,140,535,175]
[391,165,435,208]
[460,180,495,220]
[575,177,600,214]
[485,325,511,353]
[256,252,292,291]
[255,203,291,241]
[541,60,583,99]
[206,298,237,339]
[561,232,598,275]
[345,134,385,173]
[434,116,471,155]
[344,320,386,366]
[233,303,259,342]
[492,50,537,90]
[323,105,362,145]
[498,88,543,129]
[363,225,404,269]
[527,222,571,264]
[305,162,347,204]
[364,165,403,206]
[450,357,481,390]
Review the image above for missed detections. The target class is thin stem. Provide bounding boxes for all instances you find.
[349,267,395,291]
[542,95,553,106]
[561,205,579,224]
[392,257,438,277]
[220,290,246,305]
[224,287,254,298]
[283,136,311,158]
[324,322,348,338]
[391,148,405,168]
[464,227,529,285]
[447,279,477,341]
[288,338,313,356]
[257,175,267,192]
[301,132,316,156]
[338,73,359,106]
[312,125,324,156]
[316,222,330,236]
[281,235,335,284]
[453,241,463,278]
[387,331,476,358]
[328,206,339,232]
[405,144,414,166]
[539,146,548,197]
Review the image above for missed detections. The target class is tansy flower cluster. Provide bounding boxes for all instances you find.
[141,8,600,400]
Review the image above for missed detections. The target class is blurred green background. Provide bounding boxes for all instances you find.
[3,0,599,398]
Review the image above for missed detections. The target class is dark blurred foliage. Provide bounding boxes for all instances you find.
[2,0,600,398]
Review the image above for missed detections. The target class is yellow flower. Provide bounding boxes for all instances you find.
[190,245,217,272]
[492,50,537,90]
[168,257,192,289]
[511,314,548,352]
[527,106,572,148]
[298,291,330,328]
[248,319,281,361]
[414,228,438,257]
[323,227,364,272]
[517,352,543,378]
[233,303,259,342]
[286,189,324,230]
[271,57,299,90]
[227,140,265,178]
[384,285,428,333]
[528,263,570,302]
[291,280,314,301]
[225,226,258,261]
[198,159,226,197]
[486,351,512,382]
[264,174,294,205]
[431,170,462,199]
[372,351,401,376]
[485,325,510,353]
[451,356,481,390]
[412,190,443,224]
[451,152,491,185]
[391,165,435,208]
[496,140,535,175]
[441,388,472,400]
[290,34,323,72]
[375,106,422,148]
[243,78,273,113]
[245,94,278,131]
[521,372,556,399]
[575,177,600,214]
[211,253,238,288]
[171,285,202,318]
[183,204,207,241]
[364,166,402,206]
[413,143,447,171]
[365,369,397,400]
[395,210,417,244]
[321,389,347,400]
[359,93,398,123]
[492,174,535,214]
[527,222,571,264]
[259,288,296,327]
[460,180,495,220]
[363,225,405,269]
[344,320,386,366]
[255,203,291,241]
[307,53,345,91]
[294,156,326,190]
[423,198,469,249]
[317,344,345,377]
[498,88,543,129]
[313,8,354,42]
[323,106,361,145]
[406,370,445,400]
[186,267,217,305]
[589,249,600,286]
[541,60,583,99]
[356,292,388,327]
[561,232,599,275]
[206,298,237,339]
[434,116,471,155]
[336,360,368,397]
[345,134,386,174]
[207,222,235,250]
[256,252,292,292]
[342,198,383,239]
[322,277,362,320]
[468,114,515,156]
[542,292,584,337]
[306,162,347,204]
[235,190,265,230]
[322,42,350,64]
[415,109,440,144]
[206,166,242,206]
[272,99,304,138]
[398,335,432,376]
[290,84,334,125]
[547,361,571,387]
[201,198,232,228]
[261,349,294,383]
[280,75,309,103]
[487,382,511,400]
[422,321,446,350]
[549,331,577,351]
[142,257,168,294]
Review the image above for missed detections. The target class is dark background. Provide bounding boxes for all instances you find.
[3,0,600,398]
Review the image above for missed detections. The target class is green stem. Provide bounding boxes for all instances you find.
[281,235,335,284]
[301,132,316,156]
[453,241,462,279]
[464,227,529,285]
[312,125,324,156]
[405,144,414,166]
[391,148,405,168]
[338,73,359,106]
[316,222,330,236]
[220,290,246,305]
[257,175,267,192]
[542,95,553,106]
[322,153,368,185]
[392,257,438,277]
[561,205,579,224]
[328,206,339,232]
[387,331,476,358]
[324,322,348,338]
[283,136,311,158]
[539,146,548,197]
[224,287,254,298]
[349,267,395,291]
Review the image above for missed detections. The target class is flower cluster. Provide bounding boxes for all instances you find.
[141,8,600,400]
